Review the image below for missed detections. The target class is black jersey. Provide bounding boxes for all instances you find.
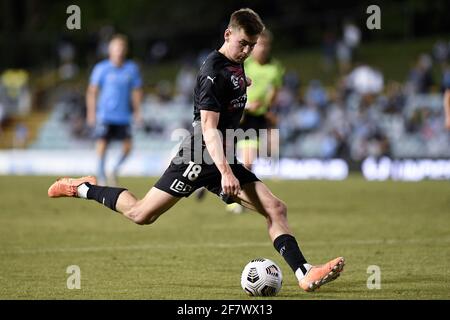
[175,50,248,164]
[193,50,248,132]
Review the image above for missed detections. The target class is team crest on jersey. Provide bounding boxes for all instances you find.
[231,74,243,89]
[227,66,246,90]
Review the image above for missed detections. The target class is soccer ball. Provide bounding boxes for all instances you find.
[240,258,283,297]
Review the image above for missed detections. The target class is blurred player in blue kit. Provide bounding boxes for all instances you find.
[49,9,345,292]
[86,34,143,185]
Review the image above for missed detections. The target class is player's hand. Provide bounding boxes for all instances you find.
[245,101,261,112]
[265,111,278,126]
[246,76,252,87]
[221,172,241,196]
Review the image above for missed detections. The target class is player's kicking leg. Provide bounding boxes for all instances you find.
[233,181,345,292]
[48,176,181,225]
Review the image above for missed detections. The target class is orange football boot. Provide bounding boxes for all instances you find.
[48,176,97,198]
[299,257,345,292]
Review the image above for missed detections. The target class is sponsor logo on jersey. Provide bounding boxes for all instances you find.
[229,94,247,109]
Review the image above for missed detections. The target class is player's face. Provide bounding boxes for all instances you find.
[225,28,259,64]
[109,39,128,65]
[251,35,271,63]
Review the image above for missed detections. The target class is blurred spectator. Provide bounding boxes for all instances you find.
[321,30,337,72]
[432,40,449,66]
[294,104,321,133]
[440,66,450,92]
[283,70,300,92]
[305,79,328,110]
[366,130,390,158]
[0,101,5,128]
[383,81,406,114]
[58,89,88,139]
[343,21,361,55]
[407,54,434,94]
[57,39,79,80]
[336,20,361,74]
[336,41,352,74]
[13,123,28,148]
[324,100,351,159]
[346,64,384,95]
[155,80,173,103]
[0,69,31,117]
[273,85,296,116]
[175,62,196,104]
[272,71,299,116]
[147,41,169,64]
[321,132,339,158]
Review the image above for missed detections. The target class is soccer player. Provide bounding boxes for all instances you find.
[86,34,143,185]
[48,9,344,292]
[227,28,284,214]
[444,88,450,130]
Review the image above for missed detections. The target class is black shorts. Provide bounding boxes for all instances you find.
[94,124,132,140]
[154,161,260,203]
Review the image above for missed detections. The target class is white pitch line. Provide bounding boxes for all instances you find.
[0,237,449,255]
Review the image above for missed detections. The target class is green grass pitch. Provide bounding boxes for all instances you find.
[0,175,449,299]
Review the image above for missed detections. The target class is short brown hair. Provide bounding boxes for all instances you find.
[109,34,129,46]
[228,8,265,36]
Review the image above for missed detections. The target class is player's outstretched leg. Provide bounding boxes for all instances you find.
[233,181,345,292]
[48,176,180,225]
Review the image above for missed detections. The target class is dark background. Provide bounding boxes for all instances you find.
[2,0,450,69]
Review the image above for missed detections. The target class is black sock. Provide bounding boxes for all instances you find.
[84,183,127,212]
[273,234,308,274]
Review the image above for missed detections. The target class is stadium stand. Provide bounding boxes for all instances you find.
[28,86,450,161]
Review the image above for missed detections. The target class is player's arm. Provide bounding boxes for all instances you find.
[265,64,284,125]
[131,88,144,126]
[444,89,450,130]
[86,84,99,127]
[264,86,279,126]
[131,64,144,126]
[201,110,241,196]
